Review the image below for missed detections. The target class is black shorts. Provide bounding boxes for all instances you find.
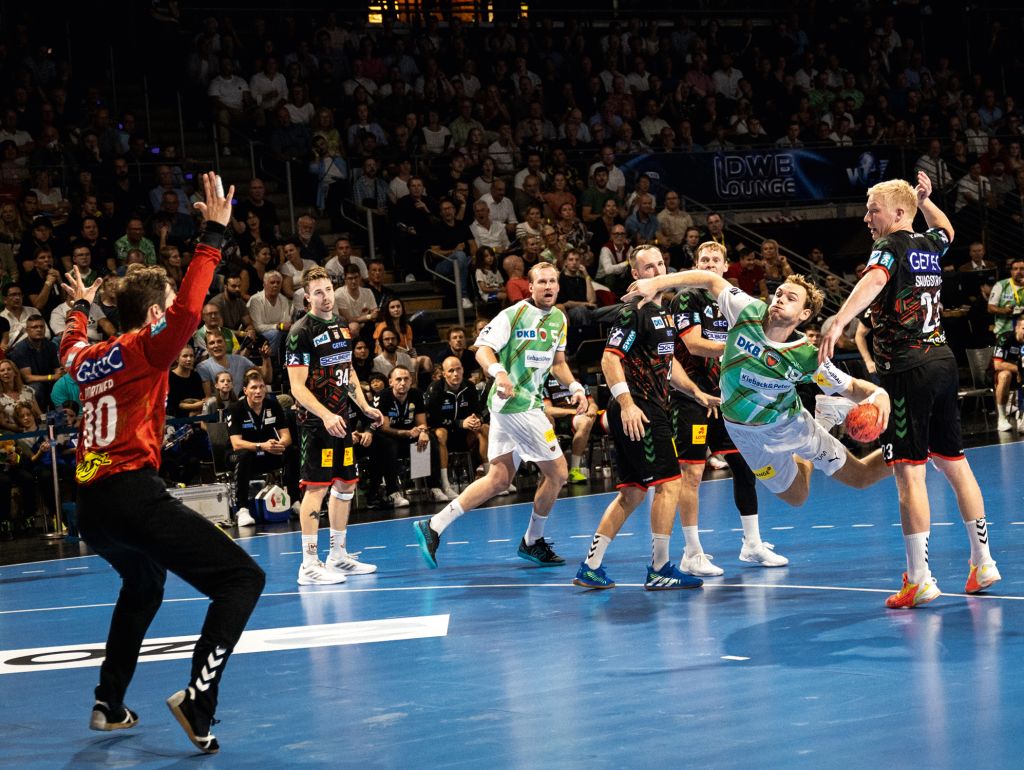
[879,353,964,465]
[299,422,359,486]
[607,398,680,489]
[671,394,737,463]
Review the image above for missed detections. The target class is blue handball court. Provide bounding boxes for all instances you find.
[2,441,1024,769]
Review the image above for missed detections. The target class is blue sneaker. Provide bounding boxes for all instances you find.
[573,561,615,589]
[644,562,704,591]
[413,519,440,569]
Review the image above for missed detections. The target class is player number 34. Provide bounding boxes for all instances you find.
[81,394,118,448]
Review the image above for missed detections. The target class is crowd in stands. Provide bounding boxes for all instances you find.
[0,6,1023,538]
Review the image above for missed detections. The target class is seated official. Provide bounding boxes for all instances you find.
[424,356,489,500]
[225,369,300,527]
[542,375,597,484]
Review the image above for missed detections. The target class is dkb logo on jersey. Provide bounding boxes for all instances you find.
[736,335,763,358]
[515,329,537,339]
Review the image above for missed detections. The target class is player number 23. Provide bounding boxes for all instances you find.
[81,395,118,448]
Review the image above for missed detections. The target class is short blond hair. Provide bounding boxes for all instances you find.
[527,261,559,282]
[867,179,918,218]
[695,240,727,262]
[783,274,824,316]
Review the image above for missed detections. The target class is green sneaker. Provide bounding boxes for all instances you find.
[567,467,587,484]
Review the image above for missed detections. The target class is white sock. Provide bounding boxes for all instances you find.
[585,533,612,569]
[329,528,346,557]
[441,468,454,488]
[965,517,992,565]
[997,402,1007,419]
[301,534,319,565]
[524,512,547,546]
[905,531,930,584]
[651,533,671,571]
[570,454,582,469]
[682,526,702,557]
[741,515,761,545]
[430,499,465,535]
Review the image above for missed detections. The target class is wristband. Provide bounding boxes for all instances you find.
[47,374,52,382]
[278,322,284,330]
[568,381,586,397]
[864,388,886,404]
[610,382,630,400]
[487,362,506,378]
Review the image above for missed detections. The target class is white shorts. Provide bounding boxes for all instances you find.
[488,408,562,465]
[724,409,847,494]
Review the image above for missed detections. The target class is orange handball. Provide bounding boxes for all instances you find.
[845,402,882,443]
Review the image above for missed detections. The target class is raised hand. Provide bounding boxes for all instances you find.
[193,171,235,226]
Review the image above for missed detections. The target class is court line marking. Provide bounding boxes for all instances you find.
[3,581,1021,616]
[0,442,1020,571]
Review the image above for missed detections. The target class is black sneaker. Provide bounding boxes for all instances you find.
[413,519,440,568]
[517,537,565,566]
[166,689,219,754]
[89,700,139,731]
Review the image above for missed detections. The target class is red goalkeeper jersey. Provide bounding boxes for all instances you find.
[59,237,223,485]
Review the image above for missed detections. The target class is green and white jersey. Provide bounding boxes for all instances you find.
[989,278,1024,336]
[717,287,851,426]
[475,299,567,414]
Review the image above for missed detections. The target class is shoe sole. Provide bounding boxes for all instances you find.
[644,582,703,591]
[413,523,438,569]
[886,590,942,609]
[327,564,378,575]
[166,691,219,755]
[517,551,566,566]
[297,573,347,585]
[89,711,138,731]
[739,556,789,567]
[965,576,1001,594]
[683,568,725,577]
[573,578,615,589]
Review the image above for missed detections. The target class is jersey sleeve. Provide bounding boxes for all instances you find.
[866,238,897,279]
[715,286,756,326]
[285,320,311,367]
[604,302,642,358]
[474,308,512,353]
[225,402,244,437]
[811,357,853,395]
[923,226,952,256]
[555,311,567,353]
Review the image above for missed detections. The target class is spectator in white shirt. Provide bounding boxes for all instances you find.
[208,56,257,152]
[479,179,518,236]
[248,56,287,117]
[324,237,368,284]
[469,200,511,254]
[246,271,292,359]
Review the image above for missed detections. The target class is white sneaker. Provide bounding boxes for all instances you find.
[680,551,725,576]
[326,551,377,575]
[297,560,346,585]
[461,297,474,309]
[389,492,410,508]
[815,394,856,431]
[429,487,451,502]
[707,454,728,470]
[405,273,417,283]
[497,482,517,496]
[997,415,1012,431]
[739,539,789,567]
[236,508,255,527]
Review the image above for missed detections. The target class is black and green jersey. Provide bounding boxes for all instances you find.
[285,312,355,425]
[865,227,954,373]
[604,298,676,409]
[669,287,728,397]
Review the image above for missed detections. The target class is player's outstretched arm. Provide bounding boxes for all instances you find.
[622,270,731,307]
[915,170,955,243]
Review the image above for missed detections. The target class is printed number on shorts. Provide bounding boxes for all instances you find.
[81,395,118,448]
[881,442,894,462]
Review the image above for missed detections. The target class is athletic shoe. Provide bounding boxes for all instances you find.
[461,297,474,309]
[389,492,410,508]
[427,487,448,502]
[166,689,219,754]
[997,415,1012,432]
[644,562,704,590]
[326,551,377,575]
[965,560,1002,594]
[567,467,587,484]
[506,483,517,493]
[297,560,346,585]
[680,551,725,577]
[413,519,440,569]
[707,454,728,470]
[89,701,138,731]
[235,507,255,527]
[517,537,565,566]
[885,572,941,608]
[573,562,615,589]
[815,394,856,431]
[739,539,789,567]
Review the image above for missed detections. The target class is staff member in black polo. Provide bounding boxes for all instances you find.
[225,369,299,527]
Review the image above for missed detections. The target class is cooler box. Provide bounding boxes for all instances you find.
[169,483,232,527]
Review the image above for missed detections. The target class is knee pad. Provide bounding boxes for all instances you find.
[330,487,354,501]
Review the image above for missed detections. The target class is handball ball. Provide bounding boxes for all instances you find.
[845,402,882,443]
